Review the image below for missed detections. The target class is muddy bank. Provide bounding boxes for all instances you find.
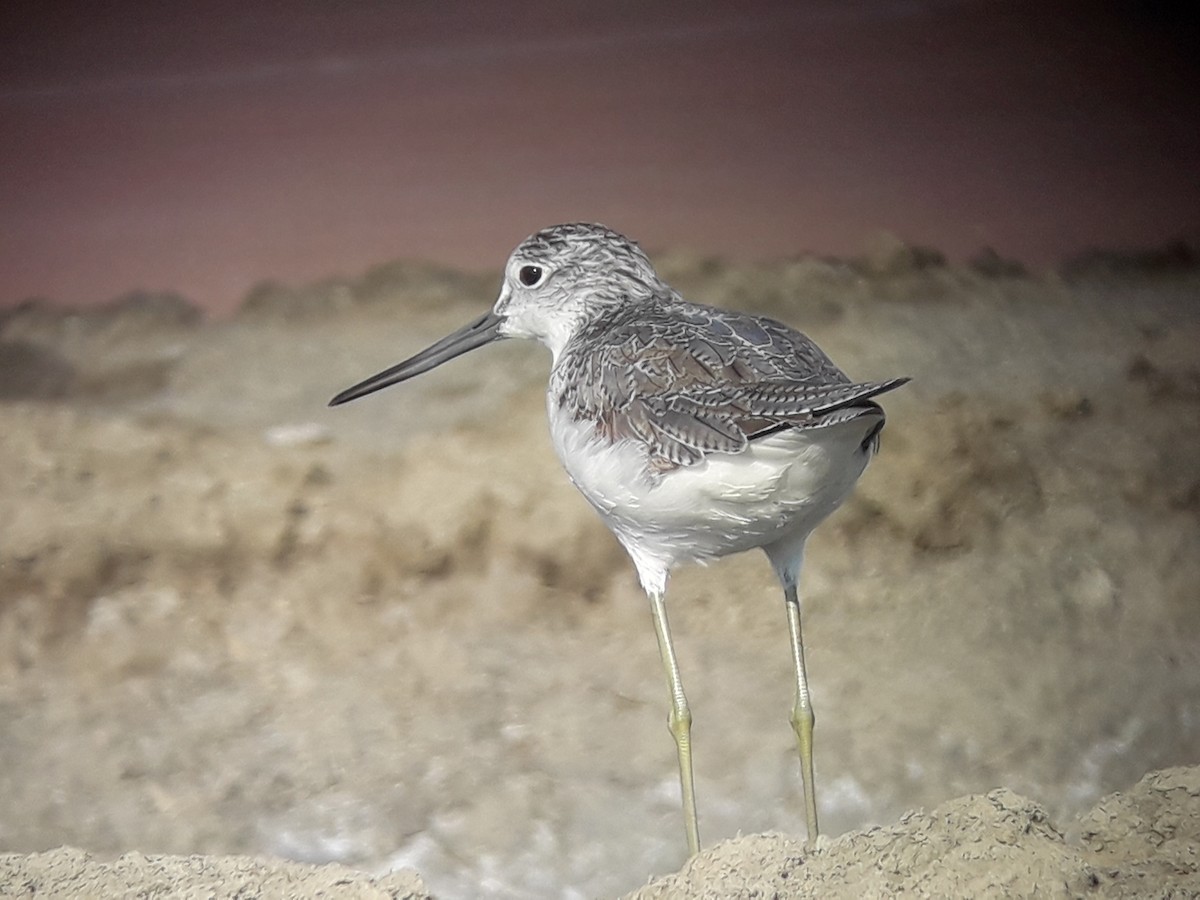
[1,249,1197,896]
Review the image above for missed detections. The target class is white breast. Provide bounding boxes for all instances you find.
[546,395,875,590]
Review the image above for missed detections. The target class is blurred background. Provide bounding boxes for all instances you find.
[2,3,1199,899]
[2,0,1198,314]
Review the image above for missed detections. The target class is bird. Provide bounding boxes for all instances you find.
[329,223,908,856]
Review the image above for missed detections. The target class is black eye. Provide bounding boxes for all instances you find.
[518,265,544,287]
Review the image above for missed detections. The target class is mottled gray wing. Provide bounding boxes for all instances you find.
[555,301,908,469]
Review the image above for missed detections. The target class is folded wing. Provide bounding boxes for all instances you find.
[554,302,909,470]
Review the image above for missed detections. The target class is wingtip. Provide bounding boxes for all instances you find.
[862,376,911,401]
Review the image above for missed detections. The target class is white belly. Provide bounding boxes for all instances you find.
[547,399,875,585]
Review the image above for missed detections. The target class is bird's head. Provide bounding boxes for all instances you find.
[329,223,663,406]
[494,222,664,356]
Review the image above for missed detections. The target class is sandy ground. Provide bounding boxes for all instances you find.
[1,243,1198,896]
[3,767,1199,898]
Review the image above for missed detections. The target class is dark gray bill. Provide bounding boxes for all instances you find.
[328,310,504,406]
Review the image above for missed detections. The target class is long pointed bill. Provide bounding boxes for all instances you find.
[328,310,505,406]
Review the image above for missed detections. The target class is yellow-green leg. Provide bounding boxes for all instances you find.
[648,589,701,856]
[785,584,820,844]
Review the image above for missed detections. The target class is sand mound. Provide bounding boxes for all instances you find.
[4,767,1197,898]
[633,767,1200,899]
